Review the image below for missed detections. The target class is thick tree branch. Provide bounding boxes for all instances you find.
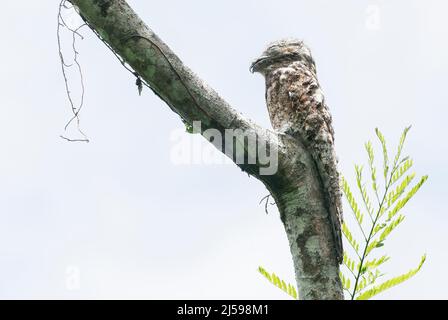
[68,0,343,299]
[68,0,277,181]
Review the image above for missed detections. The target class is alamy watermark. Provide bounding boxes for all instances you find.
[170,121,278,176]
[65,265,81,291]
[365,4,382,31]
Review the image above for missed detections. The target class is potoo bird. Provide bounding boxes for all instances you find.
[251,39,343,263]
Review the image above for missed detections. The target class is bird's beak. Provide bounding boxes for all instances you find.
[250,56,268,73]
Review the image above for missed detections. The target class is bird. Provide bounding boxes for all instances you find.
[250,39,343,263]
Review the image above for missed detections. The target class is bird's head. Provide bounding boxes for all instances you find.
[250,39,316,75]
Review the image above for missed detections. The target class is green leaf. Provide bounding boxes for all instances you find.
[356,269,381,293]
[365,141,374,164]
[343,252,357,274]
[378,215,405,242]
[342,222,361,254]
[357,277,368,292]
[363,255,390,273]
[373,222,387,235]
[287,284,298,299]
[258,266,298,299]
[375,128,389,181]
[356,255,426,300]
[341,176,365,228]
[365,238,382,256]
[392,126,412,169]
[355,166,375,219]
[340,127,427,300]
[385,173,416,210]
[340,272,351,291]
[281,280,287,291]
[365,141,378,193]
[387,175,428,221]
[390,158,413,186]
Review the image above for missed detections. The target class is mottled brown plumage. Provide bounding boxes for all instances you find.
[251,39,343,263]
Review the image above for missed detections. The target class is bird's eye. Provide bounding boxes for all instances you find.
[287,52,301,59]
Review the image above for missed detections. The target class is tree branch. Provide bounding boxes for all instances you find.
[67,0,343,300]
[69,0,278,181]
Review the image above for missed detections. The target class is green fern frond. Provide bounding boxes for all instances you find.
[373,222,387,235]
[375,128,389,181]
[377,215,405,241]
[363,255,390,273]
[365,238,384,256]
[342,222,361,254]
[365,141,378,194]
[340,272,351,291]
[392,126,412,169]
[386,175,428,221]
[390,158,413,186]
[343,252,357,275]
[258,266,298,299]
[365,141,374,164]
[341,176,365,228]
[339,127,427,300]
[356,269,381,292]
[385,173,416,209]
[355,166,375,220]
[356,277,368,292]
[261,127,426,300]
[356,255,426,300]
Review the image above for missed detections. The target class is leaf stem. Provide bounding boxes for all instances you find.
[350,163,400,299]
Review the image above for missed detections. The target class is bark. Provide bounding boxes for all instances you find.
[68,0,343,300]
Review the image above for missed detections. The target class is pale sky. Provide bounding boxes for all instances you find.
[0,0,447,299]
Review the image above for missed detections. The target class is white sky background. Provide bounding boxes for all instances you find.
[0,0,447,299]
